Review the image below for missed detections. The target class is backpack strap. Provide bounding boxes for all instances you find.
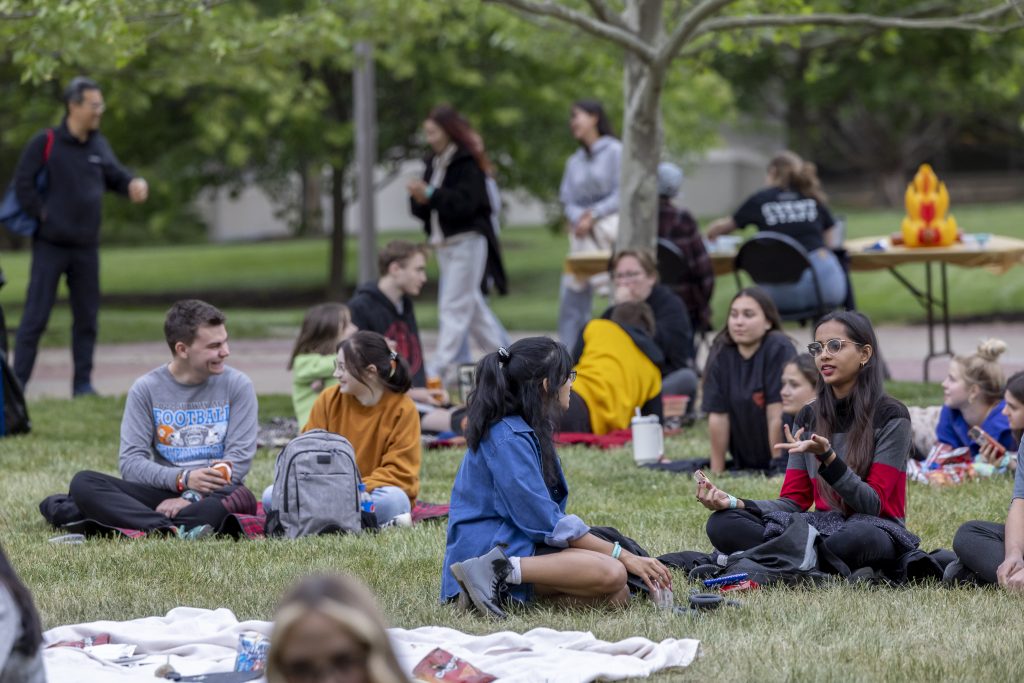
[43,128,55,163]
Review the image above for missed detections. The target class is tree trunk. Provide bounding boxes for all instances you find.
[297,160,323,237]
[619,0,664,250]
[327,163,347,300]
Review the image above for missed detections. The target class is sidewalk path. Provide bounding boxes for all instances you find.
[22,323,1024,400]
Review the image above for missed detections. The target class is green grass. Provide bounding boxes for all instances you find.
[2,201,1024,347]
[2,385,1019,682]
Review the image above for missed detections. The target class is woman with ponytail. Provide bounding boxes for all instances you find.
[441,337,672,619]
[694,311,916,574]
[301,330,421,525]
[705,150,849,312]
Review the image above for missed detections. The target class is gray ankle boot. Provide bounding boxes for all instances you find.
[449,546,511,619]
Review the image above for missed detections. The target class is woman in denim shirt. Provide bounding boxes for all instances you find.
[441,337,671,619]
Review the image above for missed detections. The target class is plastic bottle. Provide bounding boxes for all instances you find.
[358,482,375,513]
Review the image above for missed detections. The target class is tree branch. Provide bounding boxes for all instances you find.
[700,5,1023,36]
[658,0,743,67]
[585,0,629,32]
[485,0,656,61]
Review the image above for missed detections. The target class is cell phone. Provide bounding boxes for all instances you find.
[693,469,710,486]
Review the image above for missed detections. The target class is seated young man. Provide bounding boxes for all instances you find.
[562,301,663,435]
[67,299,258,537]
[347,239,458,433]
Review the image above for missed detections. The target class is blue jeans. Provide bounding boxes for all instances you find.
[760,247,847,314]
[261,484,410,525]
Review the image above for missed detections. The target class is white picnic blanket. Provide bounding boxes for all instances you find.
[43,607,701,682]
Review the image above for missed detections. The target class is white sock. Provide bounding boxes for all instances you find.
[507,556,522,584]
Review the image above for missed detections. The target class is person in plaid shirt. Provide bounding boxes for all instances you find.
[656,163,714,334]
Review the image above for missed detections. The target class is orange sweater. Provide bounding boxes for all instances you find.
[304,388,421,502]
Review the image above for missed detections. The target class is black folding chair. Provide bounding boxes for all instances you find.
[733,231,831,324]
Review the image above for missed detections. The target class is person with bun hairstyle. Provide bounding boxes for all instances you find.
[288,303,358,428]
[441,337,672,619]
[705,150,848,312]
[266,573,409,683]
[408,105,509,386]
[303,330,422,525]
[0,542,45,682]
[947,370,1024,587]
[701,287,797,472]
[695,311,916,574]
[937,339,1018,462]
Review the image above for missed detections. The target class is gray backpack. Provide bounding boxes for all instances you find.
[265,429,362,538]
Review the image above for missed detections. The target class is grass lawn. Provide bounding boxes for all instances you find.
[2,201,1023,347]
[4,382,1022,681]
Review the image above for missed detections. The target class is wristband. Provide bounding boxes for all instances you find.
[176,471,185,493]
[611,541,622,559]
[425,185,435,199]
[183,470,191,490]
[727,494,738,509]
[816,447,835,463]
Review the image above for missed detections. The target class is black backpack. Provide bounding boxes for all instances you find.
[0,349,29,436]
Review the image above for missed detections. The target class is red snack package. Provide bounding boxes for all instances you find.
[412,648,497,683]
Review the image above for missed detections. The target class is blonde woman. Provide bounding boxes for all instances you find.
[266,574,409,683]
[937,339,1018,461]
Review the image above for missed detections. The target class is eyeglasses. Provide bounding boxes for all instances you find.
[567,370,577,384]
[807,338,864,357]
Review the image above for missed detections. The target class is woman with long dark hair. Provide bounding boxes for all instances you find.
[701,287,796,472]
[0,542,45,682]
[441,337,672,619]
[407,105,509,386]
[557,99,622,346]
[695,311,916,574]
[705,150,849,313]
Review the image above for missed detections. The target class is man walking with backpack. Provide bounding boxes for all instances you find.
[61,300,258,537]
[11,76,149,396]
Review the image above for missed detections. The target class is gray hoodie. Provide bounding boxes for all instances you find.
[558,135,622,224]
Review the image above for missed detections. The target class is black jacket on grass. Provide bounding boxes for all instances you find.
[13,119,134,248]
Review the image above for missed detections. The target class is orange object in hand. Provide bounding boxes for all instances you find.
[211,461,233,482]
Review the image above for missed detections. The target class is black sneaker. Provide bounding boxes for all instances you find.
[73,383,98,398]
[449,546,511,619]
[942,559,980,586]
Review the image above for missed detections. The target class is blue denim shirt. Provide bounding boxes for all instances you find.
[440,416,589,603]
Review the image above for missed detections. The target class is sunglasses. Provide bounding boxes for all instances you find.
[807,338,864,357]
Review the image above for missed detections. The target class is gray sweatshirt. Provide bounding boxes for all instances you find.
[559,135,622,224]
[119,365,258,491]
[0,586,45,683]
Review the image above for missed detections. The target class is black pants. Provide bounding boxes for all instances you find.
[706,509,898,571]
[14,240,100,390]
[69,470,254,532]
[952,520,1005,584]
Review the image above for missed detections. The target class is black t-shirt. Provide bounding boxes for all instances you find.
[732,187,834,253]
[701,332,797,470]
